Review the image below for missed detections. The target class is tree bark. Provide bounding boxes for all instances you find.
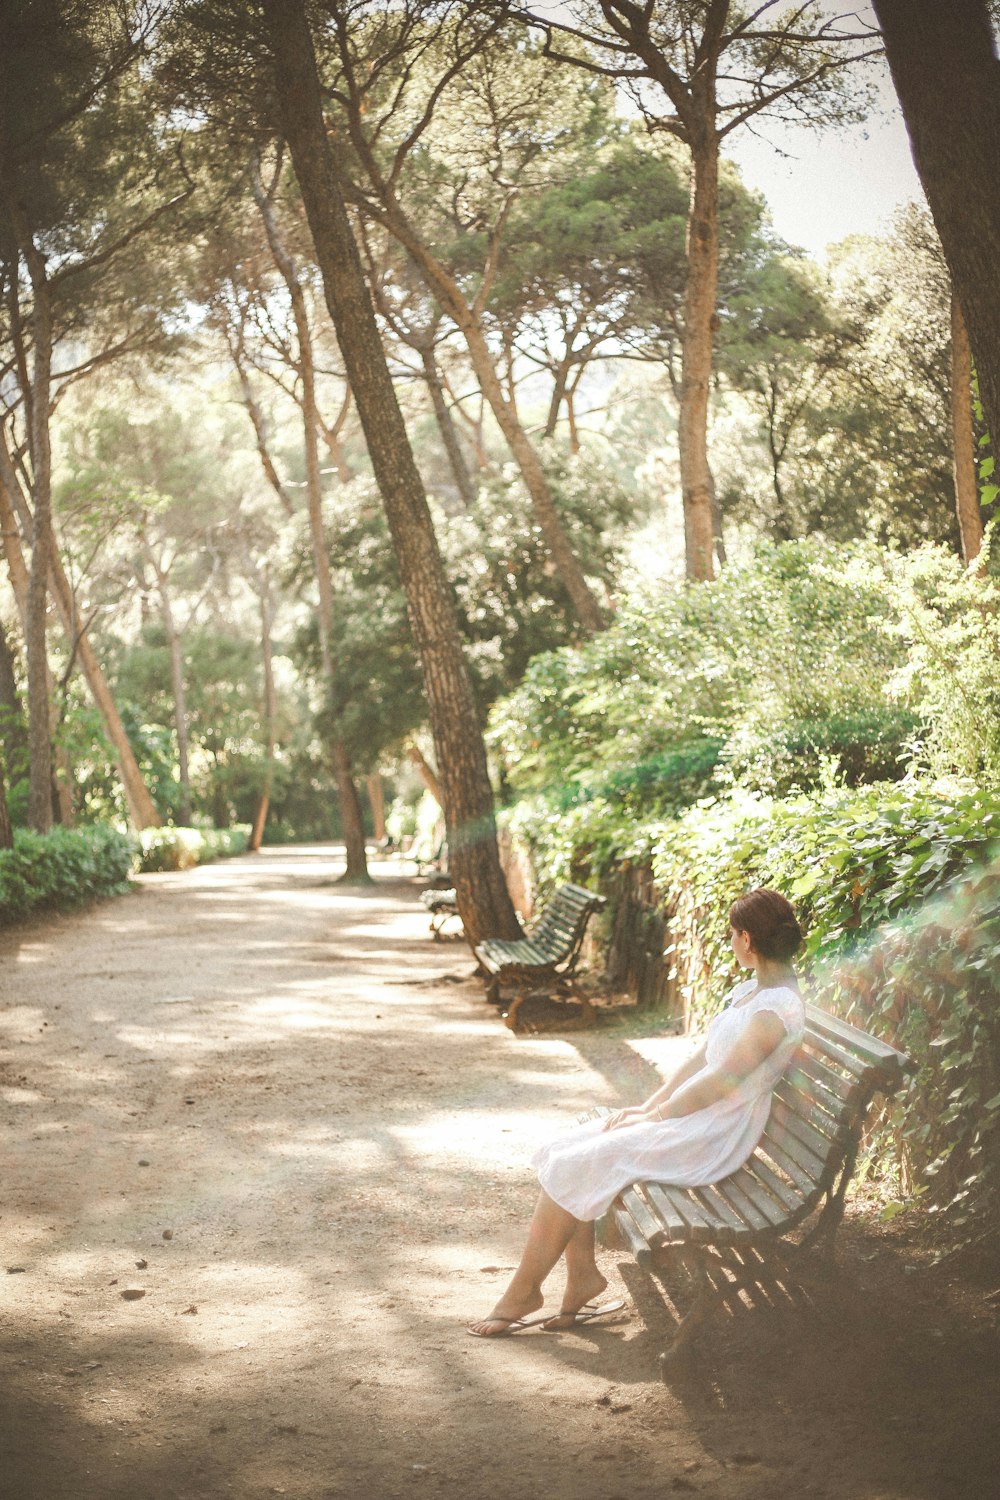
[19,228,54,830]
[873,0,1000,447]
[420,347,476,509]
[678,132,720,581]
[252,161,371,882]
[951,289,984,567]
[261,0,521,946]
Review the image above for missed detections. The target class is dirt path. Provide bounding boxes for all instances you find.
[1,847,997,1500]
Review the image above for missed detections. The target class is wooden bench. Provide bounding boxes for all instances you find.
[475,882,607,1010]
[603,1002,914,1372]
[419,886,461,939]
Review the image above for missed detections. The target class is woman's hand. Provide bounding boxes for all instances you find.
[600,1107,648,1132]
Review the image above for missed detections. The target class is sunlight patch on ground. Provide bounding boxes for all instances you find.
[1,1085,46,1105]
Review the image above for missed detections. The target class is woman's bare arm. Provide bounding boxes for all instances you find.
[602,1014,785,1129]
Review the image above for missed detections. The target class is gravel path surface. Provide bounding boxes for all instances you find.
[1,846,997,1500]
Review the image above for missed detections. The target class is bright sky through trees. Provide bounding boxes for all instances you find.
[729,61,921,255]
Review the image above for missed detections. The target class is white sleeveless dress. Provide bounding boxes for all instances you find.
[532,980,805,1222]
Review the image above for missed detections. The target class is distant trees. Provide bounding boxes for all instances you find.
[526,0,878,579]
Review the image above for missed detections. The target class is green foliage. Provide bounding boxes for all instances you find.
[136,825,251,873]
[491,538,911,803]
[885,538,1000,789]
[0,824,136,923]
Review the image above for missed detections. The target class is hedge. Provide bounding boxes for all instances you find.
[508,778,1000,1242]
[136,825,251,872]
[0,825,137,923]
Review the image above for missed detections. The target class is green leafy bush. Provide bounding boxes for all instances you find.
[508,778,1000,1239]
[490,538,911,807]
[137,825,250,873]
[0,825,136,923]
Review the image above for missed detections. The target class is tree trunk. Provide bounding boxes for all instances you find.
[144,544,193,824]
[261,0,521,946]
[366,771,385,842]
[459,314,606,630]
[250,575,276,853]
[20,230,54,830]
[951,289,984,567]
[252,161,371,882]
[406,741,443,807]
[678,132,720,581]
[873,0,1000,447]
[359,195,605,631]
[331,738,369,878]
[0,448,161,829]
[420,347,476,508]
[544,357,573,440]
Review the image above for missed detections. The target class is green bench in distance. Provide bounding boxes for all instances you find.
[474,882,607,1015]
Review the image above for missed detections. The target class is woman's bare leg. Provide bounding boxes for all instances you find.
[554,1218,608,1322]
[467,1190,579,1336]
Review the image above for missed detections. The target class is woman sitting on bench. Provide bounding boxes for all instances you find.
[467,887,805,1337]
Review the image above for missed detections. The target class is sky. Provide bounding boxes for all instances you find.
[726,65,925,257]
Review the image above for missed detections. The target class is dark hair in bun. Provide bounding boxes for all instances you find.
[728,888,802,961]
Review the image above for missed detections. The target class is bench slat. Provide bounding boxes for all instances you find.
[712,1175,773,1235]
[620,1185,664,1247]
[768,1097,846,1173]
[772,1084,850,1145]
[756,1128,827,1195]
[721,1166,793,1231]
[804,1002,911,1077]
[641,1183,688,1239]
[647,1183,717,1241]
[740,1154,806,1215]
[787,1052,856,1107]
[610,1201,654,1269]
[802,1031,876,1083]
[691,1183,748,1239]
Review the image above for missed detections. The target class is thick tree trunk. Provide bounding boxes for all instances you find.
[249,578,276,853]
[20,232,54,830]
[873,0,1000,447]
[420,347,476,509]
[261,0,521,946]
[679,133,720,581]
[951,290,984,567]
[252,163,371,882]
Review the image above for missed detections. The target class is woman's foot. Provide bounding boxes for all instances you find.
[466,1289,545,1339]
[543,1270,610,1330]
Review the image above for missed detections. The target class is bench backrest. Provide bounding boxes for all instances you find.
[529,882,607,965]
[751,1002,913,1217]
[615,1004,914,1252]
